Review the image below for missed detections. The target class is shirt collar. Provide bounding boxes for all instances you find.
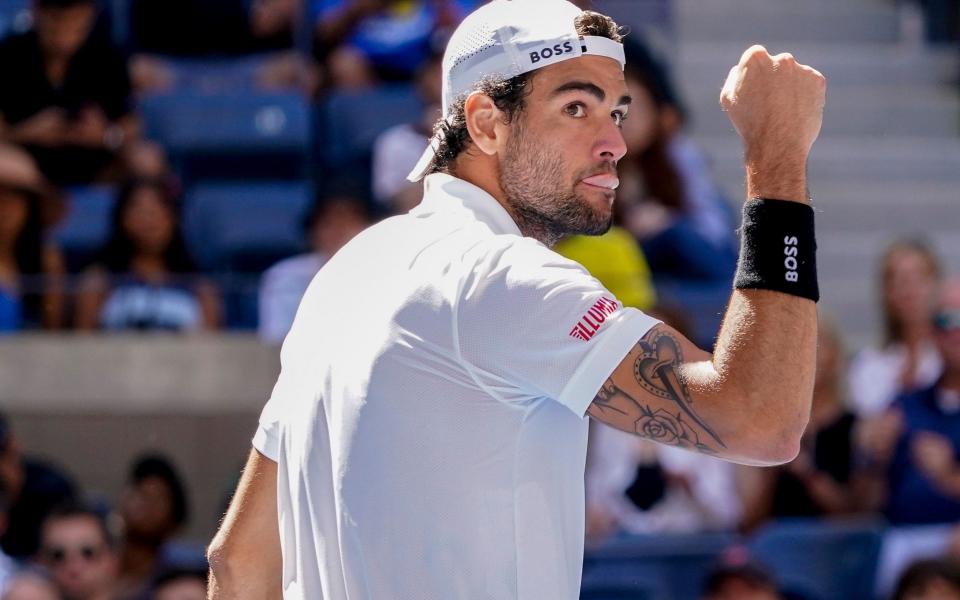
[415,173,523,237]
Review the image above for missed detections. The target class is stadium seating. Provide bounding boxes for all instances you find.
[317,84,422,169]
[582,532,735,599]
[746,518,885,600]
[182,180,313,329]
[182,180,312,272]
[53,185,117,272]
[140,91,311,182]
[0,0,28,38]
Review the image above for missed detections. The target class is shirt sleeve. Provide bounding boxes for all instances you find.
[252,343,306,461]
[456,238,660,417]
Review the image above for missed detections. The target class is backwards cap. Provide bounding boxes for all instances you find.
[407,0,625,182]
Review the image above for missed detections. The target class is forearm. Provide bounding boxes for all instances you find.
[706,156,816,458]
[703,290,816,460]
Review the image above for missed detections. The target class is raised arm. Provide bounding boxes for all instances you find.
[589,46,826,466]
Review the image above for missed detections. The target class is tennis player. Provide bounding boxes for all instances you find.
[207,1,826,598]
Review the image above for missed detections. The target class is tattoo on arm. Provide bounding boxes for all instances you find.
[588,329,726,454]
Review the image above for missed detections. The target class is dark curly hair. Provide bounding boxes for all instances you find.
[427,11,623,176]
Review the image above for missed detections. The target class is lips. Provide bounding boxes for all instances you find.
[581,174,620,190]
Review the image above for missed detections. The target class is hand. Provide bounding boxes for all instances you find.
[67,106,110,148]
[719,46,826,192]
[912,431,958,485]
[11,107,68,146]
[856,409,904,469]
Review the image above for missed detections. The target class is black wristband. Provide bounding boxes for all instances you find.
[734,198,819,302]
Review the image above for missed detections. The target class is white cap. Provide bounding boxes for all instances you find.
[406,0,625,182]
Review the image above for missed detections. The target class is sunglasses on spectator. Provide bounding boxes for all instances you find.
[933,310,960,332]
[41,543,105,565]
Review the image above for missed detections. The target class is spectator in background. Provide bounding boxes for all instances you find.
[74,179,221,332]
[554,225,657,315]
[0,482,14,596]
[0,0,167,186]
[0,414,77,562]
[701,561,783,600]
[258,197,370,344]
[149,566,206,600]
[863,279,960,596]
[616,40,737,283]
[861,278,960,525]
[131,0,293,57]
[892,558,960,600]
[371,50,442,212]
[0,144,64,331]
[739,317,866,531]
[849,239,943,418]
[36,503,117,600]
[128,0,319,96]
[114,455,188,600]
[314,0,479,89]
[1,569,62,600]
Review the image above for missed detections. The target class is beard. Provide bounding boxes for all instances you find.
[499,120,613,247]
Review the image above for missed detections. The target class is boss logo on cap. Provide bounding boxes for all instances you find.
[529,41,575,64]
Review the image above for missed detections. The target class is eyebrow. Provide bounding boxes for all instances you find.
[550,80,632,107]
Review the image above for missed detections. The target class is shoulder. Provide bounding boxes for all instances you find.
[465,234,594,288]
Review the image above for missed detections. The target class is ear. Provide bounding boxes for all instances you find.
[464,92,503,156]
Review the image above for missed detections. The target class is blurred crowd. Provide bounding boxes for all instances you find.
[2,0,960,598]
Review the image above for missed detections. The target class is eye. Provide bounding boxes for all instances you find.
[612,110,627,128]
[565,103,586,118]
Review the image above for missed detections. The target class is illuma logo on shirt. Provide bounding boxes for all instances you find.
[568,297,620,341]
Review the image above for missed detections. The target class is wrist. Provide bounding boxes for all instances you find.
[744,154,809,203]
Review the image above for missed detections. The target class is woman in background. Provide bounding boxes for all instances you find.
[848,239,943,418]
[615,41,737,283]
[74,179,220,331]
[0,144,64,331]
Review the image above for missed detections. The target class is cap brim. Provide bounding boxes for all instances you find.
[407,132,444,182]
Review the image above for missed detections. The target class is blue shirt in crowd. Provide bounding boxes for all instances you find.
[886,382,960,525]
[313,0,479,75]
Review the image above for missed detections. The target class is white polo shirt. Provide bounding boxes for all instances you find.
[253,173,658,599]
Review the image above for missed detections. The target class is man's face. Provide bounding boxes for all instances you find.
[934,281,960,376]
[120,474,177,541]
[35,3,96,59]
[39,515,117,600]
[497,55,629,246]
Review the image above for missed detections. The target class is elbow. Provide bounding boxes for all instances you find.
[206,539,234,586]
[740,392,811,466]
[766,408,810,466]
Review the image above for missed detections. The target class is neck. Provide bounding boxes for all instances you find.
[941,370,960,393]
[901,322,933,347]
[130,255,167,277]
[121,537,159,576]
[451,161,558,247]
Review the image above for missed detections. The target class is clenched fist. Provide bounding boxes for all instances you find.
[720,46,826,201]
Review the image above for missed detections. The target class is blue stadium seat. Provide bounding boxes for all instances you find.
[182,180,313,272]
[141,91,311,181]
[53,185,117,271]
[0,0,29,38]
[746,518,885,600]
[160,55,275,93]
[583,532,735,599]
[581,564,670,600]
[318,84,422,169]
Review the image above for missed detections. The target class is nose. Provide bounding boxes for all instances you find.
[593,118,628,163]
